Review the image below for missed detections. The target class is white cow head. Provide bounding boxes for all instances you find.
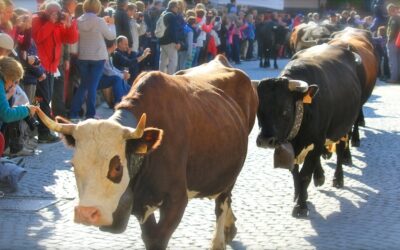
[37,109,163,231]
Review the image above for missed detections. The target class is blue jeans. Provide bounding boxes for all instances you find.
[70,60,105,119]
[98,75,130,103]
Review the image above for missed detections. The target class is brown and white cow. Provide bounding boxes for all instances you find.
[37,55,258,250]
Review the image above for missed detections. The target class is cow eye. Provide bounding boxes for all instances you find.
[107,155,123,183]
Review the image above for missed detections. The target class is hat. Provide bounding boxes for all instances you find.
[0,33,17,56]
[0,33,14,50]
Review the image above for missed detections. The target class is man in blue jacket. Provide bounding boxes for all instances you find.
[159,0,180,74]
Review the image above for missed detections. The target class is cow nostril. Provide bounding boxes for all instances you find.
[89,209,100,223]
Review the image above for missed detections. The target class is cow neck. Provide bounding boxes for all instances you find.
[109,109,144,180]
[287,99,304,141]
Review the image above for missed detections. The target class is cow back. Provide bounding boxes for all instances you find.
[329,27,378,103]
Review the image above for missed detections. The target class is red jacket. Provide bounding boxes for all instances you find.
[32,13,78,73]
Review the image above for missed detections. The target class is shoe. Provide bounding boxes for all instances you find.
[9,147,34,157]
[38,133,61,143]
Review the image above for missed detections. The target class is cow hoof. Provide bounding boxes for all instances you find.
[332,178,344,188]
[224,224,237,243]
[313,175,325,187]
[292,205,309,218]
[322,151,332,160]
[351,139,360,147]
[274,65,278,69]
[342,155,352,166]
[358,120,365,127]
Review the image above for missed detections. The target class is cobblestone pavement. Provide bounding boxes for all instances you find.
[1,59,400,249]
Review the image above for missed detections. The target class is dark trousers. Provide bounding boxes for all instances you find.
[52,67,67,117]
[246,39,254,59]
[35,73,54,136]
[232,34,241,63]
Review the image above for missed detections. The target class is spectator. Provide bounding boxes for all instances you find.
[375,26,390,81]
[97,39,130,106]
[386,4,400,83]
[244,14,255,60]
[52,0,79,118]
[143,0,162,70]
[69,0,116,121]
[226,0,238,15]
[112,35,150,83]
[185,16,197,69]
[114,0,133,50]
[13,10,46,104]
[176,0,188,71]
[0,56,38,156]
[32,0,78,143]
[127,3,147,53]
[159,0,180,74]
[0,0,14,34]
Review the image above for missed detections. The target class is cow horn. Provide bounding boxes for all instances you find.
[288,80,309,93]
[36,108,76,135]
[123,113,147,139]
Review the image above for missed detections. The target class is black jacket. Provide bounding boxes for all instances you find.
[159,11,179,45]
[115,8,133,48]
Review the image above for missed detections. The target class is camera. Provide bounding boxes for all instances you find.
[32,56,41,66]
[24,116,40,131]
[215,16,221,22]
[108,9,113,17]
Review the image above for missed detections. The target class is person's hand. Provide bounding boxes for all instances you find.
[38,73,46,81]
[27,55,35,65]
[27,105,38,117]
[175,43,181,50]
[123,71,130,80]
[143,48,151,57]
[6,85,16,100]
[105,16,115,25]
[61,12,72,27]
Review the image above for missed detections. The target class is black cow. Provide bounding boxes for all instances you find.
[256,44,362,217]
[257,20,288,69]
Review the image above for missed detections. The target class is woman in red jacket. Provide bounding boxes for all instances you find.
[31,1,78,143]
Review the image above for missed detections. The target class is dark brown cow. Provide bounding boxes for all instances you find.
[37,55,258,250]
[329,27,379,146]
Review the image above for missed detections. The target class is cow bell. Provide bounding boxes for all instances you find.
[273,142,295,171]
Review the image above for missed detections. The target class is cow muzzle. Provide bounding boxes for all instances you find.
[74,206,105,226]
[256,134,279,149]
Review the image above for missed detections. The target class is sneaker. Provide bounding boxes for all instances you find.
[38,133,61,144]
[9,147,34,157]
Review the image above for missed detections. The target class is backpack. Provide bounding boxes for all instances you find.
[155,11,169,38]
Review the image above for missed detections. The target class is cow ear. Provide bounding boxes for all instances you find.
[128,128,163,155]
[55,116,76,147]
[302,85,319,104]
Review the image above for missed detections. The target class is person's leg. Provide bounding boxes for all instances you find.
[70,60,90,118]
[52,66,67,117]
[159,44,169,73]
[36,73,54,137]
[21,83,36,104]
[387,42,399,82]
[167,43,178,74]
[85,60,105,119]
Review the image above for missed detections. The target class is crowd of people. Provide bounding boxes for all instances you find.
[0,0,399,192]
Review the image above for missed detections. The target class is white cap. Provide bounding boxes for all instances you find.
[0,33,17,56]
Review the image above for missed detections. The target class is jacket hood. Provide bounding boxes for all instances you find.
[78,13,99,32]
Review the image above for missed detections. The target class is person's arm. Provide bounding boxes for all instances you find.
[99,17,117,41]
[113,51,138,69]
[138,20,147,36]
[0,85,29,123]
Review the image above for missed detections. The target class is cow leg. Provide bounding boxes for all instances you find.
[273,45,279,69]
[333,140,347,188]
[351,109,362,147]
[358,108,365,127]
[341,136,352,166]
[292,149,320,218]
[140,197,188,250]
[211,193,237,250]
[313,164,325,187]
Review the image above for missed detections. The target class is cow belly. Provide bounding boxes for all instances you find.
[185,99,249,197]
